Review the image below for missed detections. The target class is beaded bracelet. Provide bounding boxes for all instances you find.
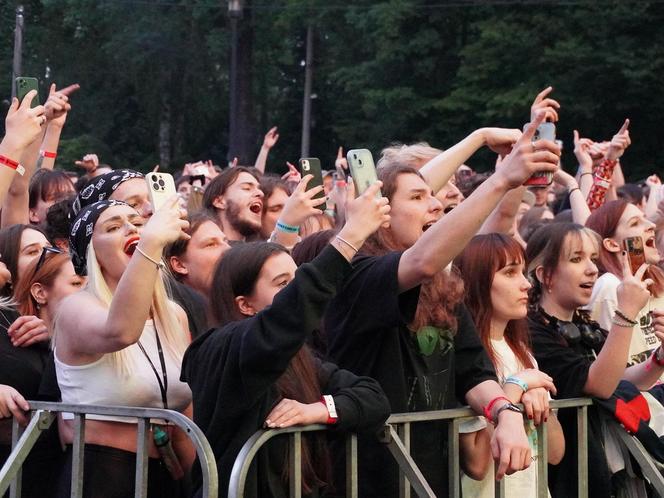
[614,309,638,326]
[611,315,635,328]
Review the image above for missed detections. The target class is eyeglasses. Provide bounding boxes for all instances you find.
[33,246,64,276]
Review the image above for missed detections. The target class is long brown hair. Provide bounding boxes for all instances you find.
[209,242,329,493]
[361,164,463,332]
[454,234,534,370]
[14,252,71,317]
[586,199,664,296]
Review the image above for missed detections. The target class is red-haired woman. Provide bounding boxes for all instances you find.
[585,199,664,366]
[455,233,564,497]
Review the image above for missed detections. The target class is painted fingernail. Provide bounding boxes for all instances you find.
[528,415,533,420]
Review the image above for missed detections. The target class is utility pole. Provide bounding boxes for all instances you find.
[11,6,25,99]
[300,25,314,157]
[228,0,243,164]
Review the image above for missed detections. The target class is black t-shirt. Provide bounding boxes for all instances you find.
[528,311,611,498]
[167,277,208,339]
[324,252,496,497]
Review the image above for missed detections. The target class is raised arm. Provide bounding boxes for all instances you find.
[39,83,78,170]
[399,112,560,291]
[55,197,189,356]
[254,126,279,173]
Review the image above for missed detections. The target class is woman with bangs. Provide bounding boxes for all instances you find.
[525,222,662,498]
[53,197,193,498]
[455,233,564,497]
[585,199,664,366]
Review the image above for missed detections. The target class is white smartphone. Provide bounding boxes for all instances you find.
[145,172,177,212]
[346,149,382,197]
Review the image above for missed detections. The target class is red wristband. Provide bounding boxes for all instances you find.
[319,395,338,425]
[483,396,510,424]
[40,150,57,159]
[0,155,25,176]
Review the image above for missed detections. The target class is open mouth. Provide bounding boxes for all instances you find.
[123,236,140,256]
[579,282,595,290]
[443,204,457,214]
[646,236,656,248]
[249,201,263,214]
[422,221,435,232]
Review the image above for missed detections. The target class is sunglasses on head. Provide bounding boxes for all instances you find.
[33,246,64,276]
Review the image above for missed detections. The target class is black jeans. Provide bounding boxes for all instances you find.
[57,444,186,498]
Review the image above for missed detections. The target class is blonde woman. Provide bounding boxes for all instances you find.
[54,198,193,498]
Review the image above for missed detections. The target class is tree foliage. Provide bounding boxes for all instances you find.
[1,1,662,180]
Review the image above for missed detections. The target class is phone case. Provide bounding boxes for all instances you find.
[346,149,382,197]
[298,158,326,210]
[146,172,177,212]
[15,77,40,108]
[523,122,556,187]
[623,236,646,273]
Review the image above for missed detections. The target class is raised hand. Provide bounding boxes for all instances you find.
[281,162,302,184]
[616,252,652,321]
[495,111,561,189]
[573,130,593,172]
[279,175,327,228]
[75,153,99,173]
[335,146,349,171]
[140,195,190,250]
[646,174,661,189]
[262,126,279,150]
[44,83,75,125]
[3,90,46,153]
[606,119,631,162]
[339,181,390,247]
[480,128,522,157]
[530,86,560,123]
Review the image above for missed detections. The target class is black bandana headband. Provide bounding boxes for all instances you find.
[71,169,144,218]
[69,199,129,276]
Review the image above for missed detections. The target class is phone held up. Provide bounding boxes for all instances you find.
[623,236,646,274]
[15,77,40,108]
[346,149,382,198]
[146,172,177,212]
[523,121,556,187]
[298,158,326,210]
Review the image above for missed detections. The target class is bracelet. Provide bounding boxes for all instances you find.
[319,395,338,424]
[611,315,635,328]
[504,376,528,392]
[652,347,664,367]
[494,402,524,423]
[275,220,299,234]
[39,150,57,159]
[134,246,166,271]
[483,396,510,424]
[0,155,25,176]
[568,187,581,196]
[335,235,359,253]
[614,309,638,326]
[579,172,593,179]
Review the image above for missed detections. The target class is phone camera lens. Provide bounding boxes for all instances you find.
[158,179,165,187]
[152,182,160,190]
[358,159,363,165]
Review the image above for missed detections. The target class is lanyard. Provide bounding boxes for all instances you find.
[137,323,169,410]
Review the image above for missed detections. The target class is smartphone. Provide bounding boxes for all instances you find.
[623,236,646,273]
[15,77,40,108]
[298,158,326,210]
[523,122,556,187]
[146,172,177,212]
[346,149,382,197]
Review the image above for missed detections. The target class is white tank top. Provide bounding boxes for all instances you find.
[55,320,191,423]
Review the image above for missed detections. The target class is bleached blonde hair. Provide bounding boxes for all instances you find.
[83,240,189,375]
[377,142,443,170]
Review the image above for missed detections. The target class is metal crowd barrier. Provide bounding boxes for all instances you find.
[0,402,218,498]
[228,398,595,498]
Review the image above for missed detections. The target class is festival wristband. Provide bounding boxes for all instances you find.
[275,220,299,233]
[0,155,25,176]
[483,396,510,424]
[319,395,338,425]
[504,376,528,393]
[40,150,57,159]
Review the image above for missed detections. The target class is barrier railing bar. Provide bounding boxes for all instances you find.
[537,418,548,498]
[0,402,218,498]
[613,424,664,496]
[135,418,150,498]
[447,418,461,498]
[577,405,588,498]
[289,432,302,498]
[9,417,23,498]
[384,425,435,498]
[71,414,86,498]
[0,410,55,498]
[398,422,411,498]
[345,434,358,498]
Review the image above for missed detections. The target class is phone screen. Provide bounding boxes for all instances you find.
[623,236,646,273]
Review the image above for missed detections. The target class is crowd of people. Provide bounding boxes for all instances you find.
[0,82,663,498]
